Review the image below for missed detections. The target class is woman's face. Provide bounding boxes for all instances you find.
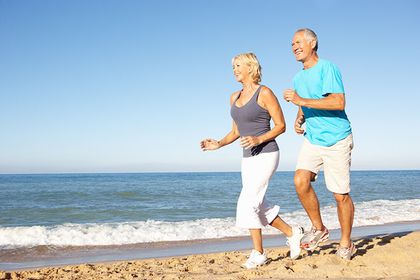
[232,59,251,83]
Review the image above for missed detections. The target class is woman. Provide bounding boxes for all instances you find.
[200,53,304,269]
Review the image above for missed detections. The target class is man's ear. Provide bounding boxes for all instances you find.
[311,40,317,50]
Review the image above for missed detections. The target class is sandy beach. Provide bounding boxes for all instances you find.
[1,230,419,280]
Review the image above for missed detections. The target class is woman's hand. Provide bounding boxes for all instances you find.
[200,139,220,151]
[240,136,261,150]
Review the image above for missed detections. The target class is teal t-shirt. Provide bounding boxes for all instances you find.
[293,59,352,147]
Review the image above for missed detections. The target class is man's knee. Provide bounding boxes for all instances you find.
[294,170,314,193]
[334,193,351,203]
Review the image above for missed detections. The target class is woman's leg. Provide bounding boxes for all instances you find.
[270,216,304,260]
[249,229,263,253]
[270,216,292,237]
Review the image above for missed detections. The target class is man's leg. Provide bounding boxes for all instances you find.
[294,169,324,230]
[324,134,354,249]
[334,193,354,248]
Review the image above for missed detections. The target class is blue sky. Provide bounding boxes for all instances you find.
[1,0,419,173]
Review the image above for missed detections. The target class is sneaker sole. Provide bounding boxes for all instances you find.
[241,260,267,269]
[301,231,330,251]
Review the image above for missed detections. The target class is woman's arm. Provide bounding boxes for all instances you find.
[200,91,241,151]
[200,120,240,151]
[217,121,240,148]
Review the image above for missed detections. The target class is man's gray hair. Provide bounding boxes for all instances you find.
[296,28,318,51]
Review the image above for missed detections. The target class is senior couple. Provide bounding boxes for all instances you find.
[200,28,355,268]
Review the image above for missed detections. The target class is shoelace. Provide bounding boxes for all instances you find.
[338,243,353,252]
[337,242,355,257]
[304,227,322,245]
[337,247,350,254]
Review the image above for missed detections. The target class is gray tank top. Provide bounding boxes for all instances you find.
[230,85,279,157]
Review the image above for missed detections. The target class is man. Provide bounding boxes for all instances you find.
[283,28,356,260]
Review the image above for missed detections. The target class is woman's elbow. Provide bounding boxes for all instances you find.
[232,130,240,138]
[277,123,286,135]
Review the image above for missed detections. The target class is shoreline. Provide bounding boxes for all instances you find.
[1,220,419,272]
[1,226,419,279]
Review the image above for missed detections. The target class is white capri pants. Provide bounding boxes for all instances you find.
[236,151,280,229]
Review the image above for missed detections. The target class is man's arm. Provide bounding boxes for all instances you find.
[295,107,305,134]
[284,89,345,110]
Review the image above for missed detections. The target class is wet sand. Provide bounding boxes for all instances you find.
[1,230,419,279]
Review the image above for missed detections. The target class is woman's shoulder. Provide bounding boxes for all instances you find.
[257,85,279,108]
[259,85,276,98]
[230,90,241,105]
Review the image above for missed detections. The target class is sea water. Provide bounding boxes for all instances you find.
[0,171,419,248]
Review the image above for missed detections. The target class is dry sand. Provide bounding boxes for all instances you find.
[1,231,419,279]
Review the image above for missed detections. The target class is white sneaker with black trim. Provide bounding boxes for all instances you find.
[286,226,305,259]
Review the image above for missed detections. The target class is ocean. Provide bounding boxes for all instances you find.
[0,171,419,249]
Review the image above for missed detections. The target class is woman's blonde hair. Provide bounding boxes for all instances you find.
[232,53,262,83]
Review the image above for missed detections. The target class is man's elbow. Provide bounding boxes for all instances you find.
[334,95,345,110]
[337,99,346,110]
[329,94,346,110]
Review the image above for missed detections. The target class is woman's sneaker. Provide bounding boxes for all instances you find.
[241,249,267,269]
[301,226,329,251]
[286,226,304,259]
[336,241,356,260]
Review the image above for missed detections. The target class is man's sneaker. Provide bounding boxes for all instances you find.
[241,249,267,269]
[286,226,304,259]
[301,226,329,251]
[336,241,356,260]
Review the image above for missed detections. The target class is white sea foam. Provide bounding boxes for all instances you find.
[1,199,419,248]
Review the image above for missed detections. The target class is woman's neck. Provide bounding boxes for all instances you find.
[241,82,258,93]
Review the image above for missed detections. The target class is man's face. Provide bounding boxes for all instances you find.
[291,31,315,62]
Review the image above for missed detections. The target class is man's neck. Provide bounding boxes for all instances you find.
[303,53,319,69]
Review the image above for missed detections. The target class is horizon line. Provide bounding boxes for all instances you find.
[0,169,419,176]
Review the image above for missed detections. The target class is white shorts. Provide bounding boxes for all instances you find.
[296,134,354,194]
[236,151,280,229]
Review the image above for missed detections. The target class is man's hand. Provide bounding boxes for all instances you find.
[295,115,305,134]
[283,89,303,106]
